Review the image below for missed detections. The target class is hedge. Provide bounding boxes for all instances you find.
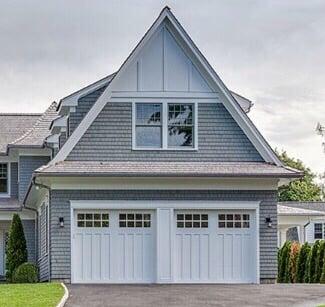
[279,240,325,284]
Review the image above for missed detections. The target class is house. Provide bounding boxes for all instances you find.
[278,202,325,246]
[0,7,302,284]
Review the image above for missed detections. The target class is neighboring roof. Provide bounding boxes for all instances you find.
[279,201,325,213]
[278,204,325,216]
[35,161,302,178]
[0,113,40,154]
[9,102,58,148]
[50,7,283,166]
[0,198,21,211]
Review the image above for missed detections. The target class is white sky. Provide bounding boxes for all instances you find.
[0,0,324,174]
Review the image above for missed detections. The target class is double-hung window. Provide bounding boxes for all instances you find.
[314,223,325,240]
[134,103,195,149]
[0,163,8,194]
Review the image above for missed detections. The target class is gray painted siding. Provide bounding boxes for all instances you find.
[49,190,277,281]
[10,162,18,198]
[18,156,50,202]
[69,86,107,135]
[67,103,263,162]
[38,203,49,281]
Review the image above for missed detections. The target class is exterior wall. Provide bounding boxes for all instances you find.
[18,156,50,202]
[38,202,49,281]
[69,86,107,135]
[10,162,18,198]
[67,103,263,162]
[49,189,277,282]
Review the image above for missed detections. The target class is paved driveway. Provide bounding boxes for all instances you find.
[66,284,325,307]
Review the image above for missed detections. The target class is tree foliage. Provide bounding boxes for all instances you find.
[278,241,292,283]
[289,242,300,283]
[316,240,325,283]
[6,214,28,282]
[296,242,310,283]
[306,240,320,283]
[276,150,322,201]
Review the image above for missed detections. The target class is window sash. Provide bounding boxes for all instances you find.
[134,103,196,149]
[0,163,8,194]
[314,223,324,239]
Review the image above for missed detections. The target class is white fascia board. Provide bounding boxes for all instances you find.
[40,176,278,191]
[51,116,68,134]
[70,199,260,210]
[58,75,114,111]
[0,209,35,220]
[51,7,281,166]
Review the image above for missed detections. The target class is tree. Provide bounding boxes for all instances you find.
[306,240,320,283]
[6,214,28,282]
[289,242,300,283]
[296,242,310,283]
[321,256,325,284]
[316,240,325,282]
[276,150,322,201]
[278,241,291,283]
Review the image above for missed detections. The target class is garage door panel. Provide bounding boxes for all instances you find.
[82,234,92,281]
[101,234,111,281]
[73,233,84,281]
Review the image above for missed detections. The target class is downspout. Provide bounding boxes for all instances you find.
[24,177,51,282]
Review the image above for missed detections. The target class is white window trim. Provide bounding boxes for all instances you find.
[0,163,10,198]
[314,222,325,240]
[132,101,198,151]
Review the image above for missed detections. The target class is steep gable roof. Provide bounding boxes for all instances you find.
[51,6,282,166]
[9,102,58,149]
[0,113,40,154]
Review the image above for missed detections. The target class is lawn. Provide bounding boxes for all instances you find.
[0,283,64,307]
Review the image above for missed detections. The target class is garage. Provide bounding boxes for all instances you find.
[174,210,257,283]
[72,210,155,283]
[71,203,258,284]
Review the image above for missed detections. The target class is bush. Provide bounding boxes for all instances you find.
[6,214,28,282]
[306,240,320,283]
[316,240,325,283]
[278,241,291,283]
[289,242,300,283]
[321,256,325,284]
[296,242,310,283]
[12,262,38,283]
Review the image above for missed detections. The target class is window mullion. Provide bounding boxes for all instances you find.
[162,103,168,149]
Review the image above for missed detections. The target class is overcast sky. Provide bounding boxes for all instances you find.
[0,0,324,174]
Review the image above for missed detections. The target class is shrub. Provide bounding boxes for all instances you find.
[278,241,291,283]
[296,242,310,283]
[316,240,325,283]
[289,241,300,283]
[321,256,325,283]
[12,262,38,283]
[306,240,320,283]
[6,214,28,282]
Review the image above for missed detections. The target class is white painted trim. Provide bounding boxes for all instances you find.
[70,200,260,210]
[44,177,279,191]
[56,283,69,307]
[0,209,35,220]
[0,162,10,198]
[256,206,260,284]
[111,91,219,99]
[132,101,198,150]
[17,148,52,156]
[51,7,281,166]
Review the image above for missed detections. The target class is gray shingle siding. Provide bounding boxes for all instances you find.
[18,156,50,202]
[49,189,277,282]
[10,162,18,198]
[22,220,36,263]
[69,86,107,135]
[38,203,49,281]
[67,103,264,162]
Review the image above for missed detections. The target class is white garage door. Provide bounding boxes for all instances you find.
[72,210,155,283]
[174,210,257,283]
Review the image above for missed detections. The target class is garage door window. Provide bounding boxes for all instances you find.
[77,213,109,228]
[218,214,250,228]
[119,213,151,228]
[177,214,208,228]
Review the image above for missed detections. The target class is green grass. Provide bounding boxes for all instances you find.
[0,283,64,307]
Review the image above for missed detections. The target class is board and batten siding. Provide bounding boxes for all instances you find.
[49,189,277,282]
[67,102,263,162]
[38,203,49,281]
[18,156,50,202]
[10,162,18,198]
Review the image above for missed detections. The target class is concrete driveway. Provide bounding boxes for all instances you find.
[66,284,325,307]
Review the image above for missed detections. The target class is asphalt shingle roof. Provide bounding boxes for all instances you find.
[9,102,58,148]
[35,161,302,178]
[0,113,40,154]
[278,204,324,216]
[278,201,325,213]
